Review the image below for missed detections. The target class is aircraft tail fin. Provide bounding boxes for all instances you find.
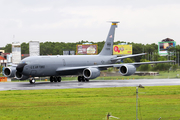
[99,22,119,56]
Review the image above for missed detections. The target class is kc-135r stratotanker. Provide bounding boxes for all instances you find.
[4,22,174,84]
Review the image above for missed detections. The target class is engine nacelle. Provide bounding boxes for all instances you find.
[119,65,136,76]
[83,68,100,79]
[15,71,29,80]
[4,66,16,77]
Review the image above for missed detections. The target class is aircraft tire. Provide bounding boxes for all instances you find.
[85,78,89,82]
[50,76,54,82]
[54,77,57,82]
[32,79,36,84]
[29,80,33,84]
[82,76,86,82]
[78,76,82,82]
[29,78,35,84]
[57,77,61,82]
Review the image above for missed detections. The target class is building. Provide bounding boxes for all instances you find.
[0,56,7,67]
[12,42,21,64]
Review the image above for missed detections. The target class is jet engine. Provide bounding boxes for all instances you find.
[4,66,16,77]
[119,65,136,76]
[15,71,29,80]
[83,68,100,79]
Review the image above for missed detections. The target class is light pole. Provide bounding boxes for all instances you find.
[136,84,145,120]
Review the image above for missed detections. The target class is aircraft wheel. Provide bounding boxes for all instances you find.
[82,76,86,82]
[29,79,33,84]
[54,77,57,82]
[32,79,36,84]
[78,76,82,82]
[29,78,36,84]
[85,78,89,82]
[50,76,54,82]
[57,77,61,82]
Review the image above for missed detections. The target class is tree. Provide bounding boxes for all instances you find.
[4,44,12,53]
[123,58,134,63]
[21,42,29,54]
[137,59,151,71]
[152,63,171,71]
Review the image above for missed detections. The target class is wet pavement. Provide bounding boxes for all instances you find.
[0,79,180,91]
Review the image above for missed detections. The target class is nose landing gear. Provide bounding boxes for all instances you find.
[29,78,36,84]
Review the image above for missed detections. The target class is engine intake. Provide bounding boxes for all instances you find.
[119,65,136,76]
[83,68,100,79]
[15,71,29,80]
[4,66,16,77]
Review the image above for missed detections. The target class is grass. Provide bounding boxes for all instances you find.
[0,86,180,119]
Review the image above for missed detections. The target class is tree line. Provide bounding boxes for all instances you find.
[4,40,180,54]
[2,40,180,62]
[1,40,180,71]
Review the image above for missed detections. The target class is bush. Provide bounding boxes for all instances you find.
[152,63,172,71]
[137,59,151,71]
[172,64,178,71]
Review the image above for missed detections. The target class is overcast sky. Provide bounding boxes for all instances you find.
[0,0,180,47]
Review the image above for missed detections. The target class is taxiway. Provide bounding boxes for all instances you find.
[0,79,180,91]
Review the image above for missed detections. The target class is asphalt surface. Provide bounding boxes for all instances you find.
[0,79,180,91]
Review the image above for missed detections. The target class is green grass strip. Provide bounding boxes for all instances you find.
[0,86,180,119]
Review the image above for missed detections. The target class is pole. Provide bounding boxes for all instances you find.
[107,113,110,120]
[178,52,179,67]
[175,51,176,65]
[136,87,138,120]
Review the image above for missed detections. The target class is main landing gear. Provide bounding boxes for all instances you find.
[78,76,89,82]
[29,78,36,84]
[50,76,62,82]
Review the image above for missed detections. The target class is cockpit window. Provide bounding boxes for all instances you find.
[25,61,31,64]
[20,61,31,64]
[19,61,25,64]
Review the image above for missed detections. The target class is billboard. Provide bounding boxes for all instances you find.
[113,45,132,55]
[29,41,40,56]
[76,44,98,55]
[158,41,176,55]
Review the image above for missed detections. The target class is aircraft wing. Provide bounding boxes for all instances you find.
[56,60,174,72]
[56,65,113,72]
[111,53,146,61]
[112,60,174,67]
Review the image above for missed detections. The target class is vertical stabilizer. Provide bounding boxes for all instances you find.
[99,22,119,56]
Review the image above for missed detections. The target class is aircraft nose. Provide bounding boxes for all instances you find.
[16,63,27,73]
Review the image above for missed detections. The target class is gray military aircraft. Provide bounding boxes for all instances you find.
[4,22,173,84]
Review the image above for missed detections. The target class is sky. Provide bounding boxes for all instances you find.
[0,0,180,47]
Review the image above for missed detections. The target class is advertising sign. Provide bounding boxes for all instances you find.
[158,41,176,55]
[76,44,98,55]
[113,45,132,55]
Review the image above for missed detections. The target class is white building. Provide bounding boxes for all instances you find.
[12,42,21,64]
[29,41,40,56]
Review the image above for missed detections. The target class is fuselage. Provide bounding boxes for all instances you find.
[21,55,117,77]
